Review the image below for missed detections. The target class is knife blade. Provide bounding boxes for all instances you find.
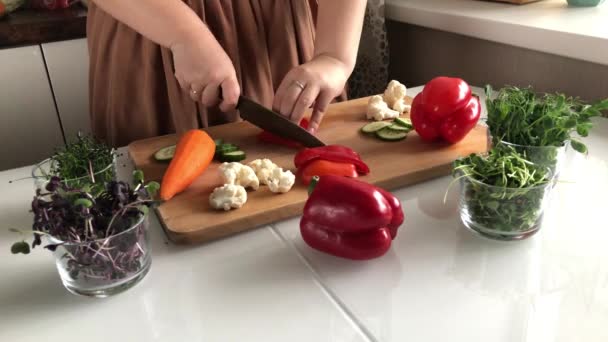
[237,96,326,147]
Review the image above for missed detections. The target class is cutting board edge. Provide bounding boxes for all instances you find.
[160,201,307,244]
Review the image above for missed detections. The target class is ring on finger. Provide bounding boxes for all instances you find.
[292,80,306,90]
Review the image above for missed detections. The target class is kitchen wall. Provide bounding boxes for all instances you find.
[386,21,608,104]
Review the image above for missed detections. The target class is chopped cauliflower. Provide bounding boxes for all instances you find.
[267,168,295,194]
[392,98,411,114]
[219,162,260,190]
[248,159,279,185]
[383,80,408,112]
[209,184,247,211]
[366,95,400,121]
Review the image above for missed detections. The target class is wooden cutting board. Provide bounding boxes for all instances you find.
[128,96,490,244]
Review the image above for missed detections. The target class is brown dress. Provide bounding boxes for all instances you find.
[87,0,318,147]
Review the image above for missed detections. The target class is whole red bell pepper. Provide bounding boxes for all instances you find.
[300,175,404,260]
[410,77,481,143]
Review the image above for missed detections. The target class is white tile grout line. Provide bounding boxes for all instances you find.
[269,224,379,342]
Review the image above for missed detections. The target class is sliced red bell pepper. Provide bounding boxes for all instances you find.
[294,145,370,175]
[258,118,309,148]
[410,77,481,143]
[300,175,404,260]
[298,159,358,185]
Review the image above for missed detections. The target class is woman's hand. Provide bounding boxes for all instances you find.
[171,33,240,112]
[273,54,351,134]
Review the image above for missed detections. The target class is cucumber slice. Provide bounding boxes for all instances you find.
[216,144,238,154]
[154,145,176,161]
[219,150,246,162]
[387,124,411,132]
[361,121,392,134]
[376,128,408,141]
[213,139,224,146]
[393,117,413,129]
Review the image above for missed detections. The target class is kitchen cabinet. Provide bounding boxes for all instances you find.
[42,38,90,139]
[0,45,64,170]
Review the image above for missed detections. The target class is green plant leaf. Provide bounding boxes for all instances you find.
[576,122,592,137]
[133,170,145,185]
[73,198,93,208]
[137,205,149,216]
[570,139,587,154]
[145,181,160,197]
[11,241,30,254]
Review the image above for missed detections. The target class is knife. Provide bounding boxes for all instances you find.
[237,96,326,147]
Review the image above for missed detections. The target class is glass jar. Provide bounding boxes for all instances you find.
[458,174,554,241]
[32,157,116,191]
[50,214,151,297]
[499,141,567,180]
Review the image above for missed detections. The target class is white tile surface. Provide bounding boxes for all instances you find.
[0,154,370,342]
[386,0,608,66]
[273,88,608,342]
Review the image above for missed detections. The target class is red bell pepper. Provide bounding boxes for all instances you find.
[410,77,481,143]
[258,118,309,148]
[300,175,404,260]
[298,159,358,185]
[294,145,370,175]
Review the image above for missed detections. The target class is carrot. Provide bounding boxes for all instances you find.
[160,130,215,201]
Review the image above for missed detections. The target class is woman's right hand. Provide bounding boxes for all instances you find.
[171,32,240,112]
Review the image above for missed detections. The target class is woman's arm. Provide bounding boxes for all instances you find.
[314,0,366,75]
[273,0,367,133]
[91,0,240,111]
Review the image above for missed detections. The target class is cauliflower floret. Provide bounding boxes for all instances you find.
[248,159,279,185]
[392,98,411,114]
[366,95,400,121]
[267,168,295,194]
[219,162,260,190]
[209,184,247,211]
[383,80,408,111]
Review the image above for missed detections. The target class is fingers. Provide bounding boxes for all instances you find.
[279,82,307,120]
[219,76,240,112]
[290,84,319,124]
[201,82,221,108]
[272,72,293,113]
[189,83,205,102]
[308,90,333,134]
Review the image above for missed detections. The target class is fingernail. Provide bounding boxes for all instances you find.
[308,126,317,135]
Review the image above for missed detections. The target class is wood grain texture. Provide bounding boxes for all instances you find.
[129,96,490,244]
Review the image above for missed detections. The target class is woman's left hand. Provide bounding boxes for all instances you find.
[273,55,351,134]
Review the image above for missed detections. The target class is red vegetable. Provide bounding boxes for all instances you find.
[258,118,309,148]
[294,145,370,175]
[410,77,481,143]
[298,159,358,185]
[300,175,404,260]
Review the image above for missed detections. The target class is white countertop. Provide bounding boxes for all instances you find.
[1,86,607,341]
[386,0,608,66]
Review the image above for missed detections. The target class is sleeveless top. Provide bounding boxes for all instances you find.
[87,0,320,147]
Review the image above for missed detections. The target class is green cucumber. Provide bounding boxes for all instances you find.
[376,128,408,141]
[213,139,224,146]
[216,143,238,154]
[154,145,176,161]
[387,124,411,132]
[361,121,392,134]
[219,150,246,162]
[393,117,413,129]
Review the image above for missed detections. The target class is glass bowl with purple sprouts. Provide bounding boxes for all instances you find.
[11,171,160,297]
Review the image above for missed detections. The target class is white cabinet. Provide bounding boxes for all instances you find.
[42,38,90,139]
[0,45,64,170]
